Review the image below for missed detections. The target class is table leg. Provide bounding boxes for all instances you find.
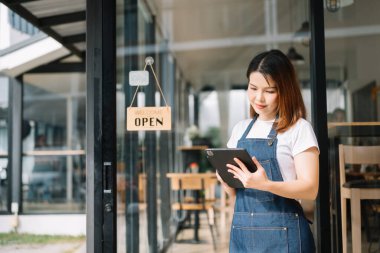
[341,196,347,253]
[194,210,199,241]
[193,189,200,242]
[351,190,361,253]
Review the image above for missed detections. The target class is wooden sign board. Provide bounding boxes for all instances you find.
[127,107,171,131]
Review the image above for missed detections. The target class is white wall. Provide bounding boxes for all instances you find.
[0,214,86,236]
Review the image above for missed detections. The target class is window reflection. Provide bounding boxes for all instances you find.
[22,155,85,212]
[0,77,8,212]
[22,74,85,213]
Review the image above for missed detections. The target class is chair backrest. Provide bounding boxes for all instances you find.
[339,144,380,186]
[167,173,217,191]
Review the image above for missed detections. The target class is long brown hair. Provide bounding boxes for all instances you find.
[246,50,306,133]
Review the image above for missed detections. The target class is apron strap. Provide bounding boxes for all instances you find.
[267,115,278,146]
[239,115,258,141]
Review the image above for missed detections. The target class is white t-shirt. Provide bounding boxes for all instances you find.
[227,118,319,181]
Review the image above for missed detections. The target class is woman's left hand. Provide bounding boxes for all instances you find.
[227,156,270,191]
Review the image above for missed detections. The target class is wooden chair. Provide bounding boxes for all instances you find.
[167,173,217,249]
[339,144,380,253]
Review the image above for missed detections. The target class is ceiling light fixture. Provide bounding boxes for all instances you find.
[294,1,310,47]
[294,21,310,46]
[286,47,305,65]
[287,0,305,64]
[295,21,309,37]
[326,0,354,12]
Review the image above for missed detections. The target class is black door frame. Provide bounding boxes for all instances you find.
[309,1,331,253]
[86,0,117,252]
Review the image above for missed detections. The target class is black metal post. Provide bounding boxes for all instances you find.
[193,94,199,127]
[124,1,140,252]
[8,76,22,214]
[145,16,158,253]
[86,0,117,252]
[102,0,117,252]
[309,1,331,252]
[158,51,173,249]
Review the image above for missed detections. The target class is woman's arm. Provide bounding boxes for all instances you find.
[227,147,319,200]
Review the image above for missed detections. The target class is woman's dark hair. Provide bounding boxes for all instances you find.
[246,49,306,133]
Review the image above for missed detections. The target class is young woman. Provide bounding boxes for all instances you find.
[216,49,319,252]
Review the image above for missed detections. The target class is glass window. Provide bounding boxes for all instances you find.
[22,73,86,213]
[0,5,40,49]
[8,11,39,36]
[325,2,380,124]
[0,76,9,212]
[324,1,380,252]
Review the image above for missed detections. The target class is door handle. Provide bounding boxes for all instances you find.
[103,162,112,194]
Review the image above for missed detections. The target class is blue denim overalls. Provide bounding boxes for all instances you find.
[230,117,315,253]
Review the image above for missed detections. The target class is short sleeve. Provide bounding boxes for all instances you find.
[227,120,249,148]
[291,120,320,156]
[227,124,240,148]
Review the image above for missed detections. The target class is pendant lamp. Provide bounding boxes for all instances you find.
[286,47,304,65]
[294,21,310,46]
[326,0,354,12]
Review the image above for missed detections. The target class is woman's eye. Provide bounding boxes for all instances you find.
[266,90,275,94]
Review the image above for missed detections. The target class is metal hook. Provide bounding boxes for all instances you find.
[145,56,154,65]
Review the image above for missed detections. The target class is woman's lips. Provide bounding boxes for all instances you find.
[255,104,266,109]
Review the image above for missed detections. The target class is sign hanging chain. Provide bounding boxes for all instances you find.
[128,63,147,108]
[148,63,169,107]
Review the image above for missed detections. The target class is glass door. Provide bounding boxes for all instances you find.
[115,0,320,252]
[324,1,380,252]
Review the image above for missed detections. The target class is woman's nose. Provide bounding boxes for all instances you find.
[255,91,264,102]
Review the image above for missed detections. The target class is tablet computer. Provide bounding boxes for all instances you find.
[205,148,257,188]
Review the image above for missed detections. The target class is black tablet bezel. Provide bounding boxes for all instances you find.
[205,148,257,188]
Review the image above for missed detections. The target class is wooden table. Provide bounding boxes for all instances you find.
[177,145,209,151]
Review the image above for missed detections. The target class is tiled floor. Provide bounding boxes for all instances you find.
[1,210,380,252]
[167,214,230,253]
[117,210,230,253]
[3,200,380,252]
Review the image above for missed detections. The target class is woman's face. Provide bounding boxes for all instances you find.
[247,71,279,121]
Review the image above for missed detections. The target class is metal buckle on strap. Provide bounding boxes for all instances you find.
[267,138,275,146]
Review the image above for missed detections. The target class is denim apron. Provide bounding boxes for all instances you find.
[230,117,315,253]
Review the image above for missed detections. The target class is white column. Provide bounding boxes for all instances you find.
[264,0,278,50]
[162,0,173,42]
[217,73,231,145]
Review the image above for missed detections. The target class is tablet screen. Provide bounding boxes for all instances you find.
[205,148,257,188]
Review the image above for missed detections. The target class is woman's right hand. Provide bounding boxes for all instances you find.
[216,171,236,197]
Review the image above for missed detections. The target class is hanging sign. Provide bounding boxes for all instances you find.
[126,57,172,131]
[129,71,149,86]
[127,106,171,131]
